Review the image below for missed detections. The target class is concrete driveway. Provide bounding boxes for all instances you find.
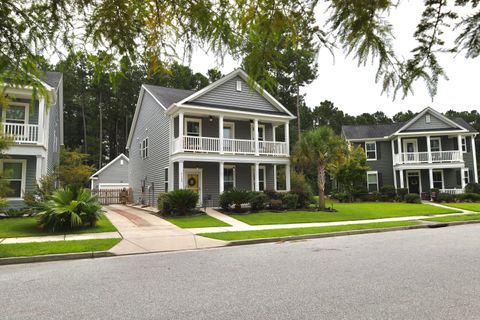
[104,205,225,254]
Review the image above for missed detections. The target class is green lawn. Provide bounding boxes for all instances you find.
[0,216,117,238]
[0,238,121,258]
[442,203,480,212]
[165,214,230,228]
[200,221,420,241]
[230,202,459,226]
[425,214,480,223]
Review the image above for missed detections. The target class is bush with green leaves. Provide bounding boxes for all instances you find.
[396,188,409,201]
[380,185,396,201]
[263,189,281,200]
[269,199,283,210]
[162,189,198,216]
[249,192,268,211]
[38,188,103,232]
[282,192,299,209]
[157,192,171,213]
[435,193,455,203]
[455,193,480,202]
[405,193,421,204]
[331,192,350,203]
[221,189,250,212]
[465,183,480,194]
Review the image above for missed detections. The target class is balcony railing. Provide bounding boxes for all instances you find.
[393,151,463,165]
[173,136,288,156]
[440,188,464,195]
[2,122,39,143]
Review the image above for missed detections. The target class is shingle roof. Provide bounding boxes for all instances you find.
[142,84,195,108]
[342,116,478,140]
[43,71,62,88]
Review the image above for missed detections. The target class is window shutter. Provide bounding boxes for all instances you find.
[376,142,381,160]
[467,137,471,152]
[378,172,383,188]
[456,170,461,186]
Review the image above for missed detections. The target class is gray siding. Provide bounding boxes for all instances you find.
[92,157,129,189]
[46,87,62,175]
[128,92,170,206]
[357,141,394,188]
[190,76,280,114]
[404,113,455,132]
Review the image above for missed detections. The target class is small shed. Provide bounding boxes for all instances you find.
[90,154,129,190]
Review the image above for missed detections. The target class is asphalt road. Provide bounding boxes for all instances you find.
[2,224,480,320]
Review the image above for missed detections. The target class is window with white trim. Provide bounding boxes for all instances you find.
[164,167,169,191]
[367,171,379,192]
[1,160,25,198]
[3,103,28,124]
[141,138,149,159]
[430,138,441,152]
[236,80,242,91]
[432,170,444,189]
[224,165,236,191]
[464,168,470,185]
[365,142,377,160]
[425,115,431,123]
[461,137,467,152]
[185,118,201,137]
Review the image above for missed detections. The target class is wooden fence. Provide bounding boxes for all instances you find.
[92,188,133,205]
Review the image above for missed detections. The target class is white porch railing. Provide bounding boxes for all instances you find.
[393,151,463,165]
[2,122,39,143]
[440,188,464,195]
[173,136,288,156]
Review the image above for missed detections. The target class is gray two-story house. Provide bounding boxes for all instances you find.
[126,69,295,206]
[342,107,478,196]
[1,72,64,207]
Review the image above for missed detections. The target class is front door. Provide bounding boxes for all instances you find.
[407,173,420,194]
[184,169,202,204]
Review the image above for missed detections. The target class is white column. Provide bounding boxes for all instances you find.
[38,97,45,144]
[461,168,466,189]
[429,168,434,189]
[178,161,184,189]
[391,140,397,189]
[393,169,397,189]
[272,126,277,142]
[179,112,184,151]
[254,119,259,156]
[219,115,224,154]
[219,161,224,194]
[472,135,479,183]
[35,156,43,183]
[285,163,291,191]
[168,162,174,191]
[273,165,277,191]
[426,135,432,163]
[254,162,260,191]
[458,134,464,162]
[169,116,174,154]
[399,169,404,188]
[285,122,290,155]
[397,137,402,159]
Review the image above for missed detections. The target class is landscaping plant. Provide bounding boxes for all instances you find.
[282,193,299,210]
[465,183,480,194]
[405,193,421,204]
[38,188,103,232]
[162,189,198,216]
[249,192,268,211]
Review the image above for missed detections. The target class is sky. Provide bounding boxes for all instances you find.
[185,1,479,117]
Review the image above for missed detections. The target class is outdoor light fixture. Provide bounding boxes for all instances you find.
[209,116,213,122]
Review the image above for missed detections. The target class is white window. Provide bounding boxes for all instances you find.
[185,118,201,137]
[430,138,441,152]
[141,138,149,159]
[432,170,444,189]
[164,167,169,191]
[1,160,26,198]
[367,171,379,192]
[425,115,431,123]
[365,142,377,160]
[464,168,470,185]
[236,80,242,91]
[224,165,236,191]
[461,137,467,152]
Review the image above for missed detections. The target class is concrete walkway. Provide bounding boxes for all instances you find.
[204,207,250,227]
[105,205,226,255]
[423,200,475,213]
[0,232,121,244]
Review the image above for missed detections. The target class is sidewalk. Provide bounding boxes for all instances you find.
[0,232,121,244]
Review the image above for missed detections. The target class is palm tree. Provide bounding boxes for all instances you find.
[294,127,346,210]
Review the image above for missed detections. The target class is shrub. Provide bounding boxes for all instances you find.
[455,193,480,202]
[249,192,268,211]
[163,189,198,216]
[396,188,408,201]
[380,185,396,201]
[1,207,33,218]
[435,193,455,203]
[38,188,103,231]
[290,190,312,208]
[219,192,231,211]
[465,183,480,194]
[269,199,283,210]
[282,193,299,209]
[263,189,281,200]
[291,171,313,208]
[405,193,421,204]
[331,192,350,203]
[222,189,250,212]
[157,192,170,213]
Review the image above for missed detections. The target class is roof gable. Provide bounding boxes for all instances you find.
[398,109,462,133]
[91,154,129,178]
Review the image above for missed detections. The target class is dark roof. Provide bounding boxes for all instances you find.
[43,71,62,88]
[142,84,195,107]
[342,116,478,140]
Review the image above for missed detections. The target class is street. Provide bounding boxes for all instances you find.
[2,224,480,320]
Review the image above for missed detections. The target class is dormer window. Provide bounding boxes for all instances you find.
[236,80,242,92]
[425,115,431,123]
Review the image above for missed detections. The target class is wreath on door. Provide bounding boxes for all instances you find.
[188,177,197,187]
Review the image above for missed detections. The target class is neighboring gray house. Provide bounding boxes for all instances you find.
[1,72,64,207]
[126,69,295,206]
[90,153,129,189]
[342,107,479,196]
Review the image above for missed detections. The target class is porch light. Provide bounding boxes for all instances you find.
[209,116,213,122]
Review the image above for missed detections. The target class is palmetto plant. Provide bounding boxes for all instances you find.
[38,188,103,232]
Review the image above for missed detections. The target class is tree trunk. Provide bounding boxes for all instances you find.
[98,93,103,169]
[81,101,87,154]
[317,161,326,210]
[296,83,301,140]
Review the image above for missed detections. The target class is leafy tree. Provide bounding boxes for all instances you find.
[293,127,346,210]
[57,149,95,188]
[311,101,354,134]
[393,111,417,123]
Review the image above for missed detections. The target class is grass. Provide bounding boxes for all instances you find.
[199,221,420,241]
[441,203,480,212]
[425,214,480,223]
[229,202,459,226]
[0,238,121,258]
[0,216,117,238]
[165,214,230,228]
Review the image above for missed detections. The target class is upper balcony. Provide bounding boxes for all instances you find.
[393,151,463,165]
[3,123,40,143]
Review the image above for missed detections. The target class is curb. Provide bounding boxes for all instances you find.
[0,251,115,266]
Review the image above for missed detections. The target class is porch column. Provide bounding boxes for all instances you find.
[272,126,277,142]
[273,165,277,191]
[472,135,479,182]
[178,160,184,189]
[285,162,291,191]
[285,122,290,155]
[168,162,174,191]
[254,162,260,191]
[219,161,224,194]
[429,168,434,190]
[254,119,259,156]
[38,97,45,144]
[393,169,397,189]
[397,137,402,163]
[457,134,464,161]
[399,169,404,188]
[169,116,174,154]
[391,140,397,189]
[35,156,43,183]
[179,112,184,150]
[461,168,466,189]
[426,135,432,163]
[219,115,224,154]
